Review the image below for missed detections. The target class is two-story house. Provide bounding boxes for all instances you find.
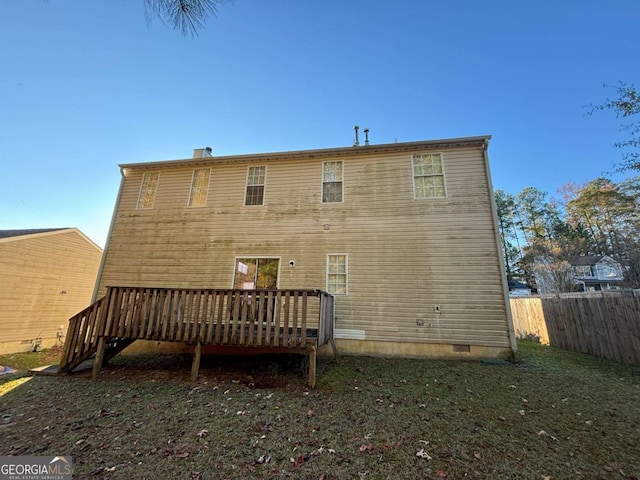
[60,135,516,383]
[570,255,626,291]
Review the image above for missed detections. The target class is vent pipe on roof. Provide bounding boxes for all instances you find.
[364,128,370,146]
[353,125,360,146]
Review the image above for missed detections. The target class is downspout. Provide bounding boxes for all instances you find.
[483,138,518,354]
[91,166,126,303]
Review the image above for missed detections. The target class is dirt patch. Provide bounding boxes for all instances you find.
[96,352,312,390]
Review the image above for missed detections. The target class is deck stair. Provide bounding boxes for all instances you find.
[59,286,335,387]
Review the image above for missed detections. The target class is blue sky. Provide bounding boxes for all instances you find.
[1,1,639,247]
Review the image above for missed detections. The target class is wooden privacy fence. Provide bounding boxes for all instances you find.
[59,286,335,387]
[510,296,640,366]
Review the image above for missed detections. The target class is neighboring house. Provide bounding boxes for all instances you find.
[570,255,626,291]
[508,279,531,297]
[86,135,516,361]
[0,228,102,354]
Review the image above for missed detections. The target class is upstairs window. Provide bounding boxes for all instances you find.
[188,168,211,207]
[598,263,622,278]
[245,166,266,206]
[327,254,348,295]
[136,171,160,209]
[322,161,343,203]
[574,265,594,277]
[412,153,446,199]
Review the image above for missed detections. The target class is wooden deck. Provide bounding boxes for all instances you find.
[59,286,335,387]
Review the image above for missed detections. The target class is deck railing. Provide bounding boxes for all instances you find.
[59,286,335,375]
[101,286,331,347]
[59,295,108,372]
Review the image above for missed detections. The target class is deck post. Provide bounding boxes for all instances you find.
[191,341,202,381]
[92,336,107,380]
[308,345,317,389]
[328,338,339,363]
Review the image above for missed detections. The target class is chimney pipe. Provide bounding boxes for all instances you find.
[364,128,370,146]
[353,125,360,146]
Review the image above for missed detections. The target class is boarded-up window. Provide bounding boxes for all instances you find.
[188,168,211,207]
[412,153,446,198]
[322,161,343,203]
[136,172,160,209]
[245,166,266,206]
[327,254,348,295]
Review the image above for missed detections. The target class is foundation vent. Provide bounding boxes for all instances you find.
[453,344,471,353]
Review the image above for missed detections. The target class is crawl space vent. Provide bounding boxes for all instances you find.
[453,344,471,353]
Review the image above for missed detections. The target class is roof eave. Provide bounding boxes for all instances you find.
[119,135,492,170]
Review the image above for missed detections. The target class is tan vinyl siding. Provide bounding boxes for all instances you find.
[0,229,102,353]
[100,141,511,350]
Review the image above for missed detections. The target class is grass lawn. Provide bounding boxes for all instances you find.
[1,341,639,479]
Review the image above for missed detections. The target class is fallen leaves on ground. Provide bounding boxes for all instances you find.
[254,454,271,464]
[291,453,309,467]
[416,448,432,460]
[359,444,373,454]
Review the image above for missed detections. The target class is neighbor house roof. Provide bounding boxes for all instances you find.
[569,255,625,267]
[0,228,102,252]
[508,279,530,290]
[569,255,603,266]
[0,228,68,239]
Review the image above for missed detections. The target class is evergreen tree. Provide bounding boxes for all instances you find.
[144,0,229,36]
[590,82,640,172]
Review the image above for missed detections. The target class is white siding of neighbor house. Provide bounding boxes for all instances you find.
[0,229,102,353]
[594,257,624,280]
[97,140,512,350]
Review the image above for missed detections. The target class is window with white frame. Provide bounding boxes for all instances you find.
[327,254,348,295]
[574,265,594,277]
[136,171,160,209]
[322,161,343,203]
[412,153,446,198]
[188,168,211,207]
[245,166,266,206]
